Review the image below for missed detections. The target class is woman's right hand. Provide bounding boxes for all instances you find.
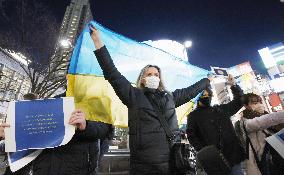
[90,25,104,50]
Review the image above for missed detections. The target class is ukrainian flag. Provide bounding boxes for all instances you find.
[67,21,209,127]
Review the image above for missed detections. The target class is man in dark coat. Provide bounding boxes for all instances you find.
[186,75,246,175]
[90,25,211,175]
[32,112,111,175]
[31,92,112,175]
[15,93,112,175]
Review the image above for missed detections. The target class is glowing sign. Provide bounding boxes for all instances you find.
[270,77,284,93]
[258,47,277,68]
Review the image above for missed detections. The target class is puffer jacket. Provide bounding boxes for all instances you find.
[238,110,284,175]
[94,46,210,174]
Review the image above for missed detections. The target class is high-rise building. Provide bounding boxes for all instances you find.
[258,42,284,106]
[54,0,93,75]
[0,48,31,115]
[258,42,284,79]
[259,43,284,110]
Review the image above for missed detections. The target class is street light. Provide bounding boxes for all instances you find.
[184,40,193,48]
[183,40,192,60]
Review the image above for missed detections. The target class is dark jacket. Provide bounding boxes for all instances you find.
[30,94,112,175]
[32,120,111,175]
[4,116,111,175]
[94,46,210,174]
[186,85,246,167]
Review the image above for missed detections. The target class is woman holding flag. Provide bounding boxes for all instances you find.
[90,25,212,175]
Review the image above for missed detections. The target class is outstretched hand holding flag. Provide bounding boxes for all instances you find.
[67,20,210,126]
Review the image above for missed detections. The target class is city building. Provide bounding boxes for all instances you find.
[54,0,93,75]
[258,42,284,79]
[258,42,284,110]
[0,48,31,116]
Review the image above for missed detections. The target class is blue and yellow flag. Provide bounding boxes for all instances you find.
[67,21,209,127]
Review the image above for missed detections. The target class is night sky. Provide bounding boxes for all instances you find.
[3,0,284,73]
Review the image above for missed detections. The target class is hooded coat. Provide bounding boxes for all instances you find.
[94,46,210,174]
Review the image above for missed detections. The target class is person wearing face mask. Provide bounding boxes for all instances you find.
[186,74,246,175]
[90,25,212,175]
[234,93,284,175]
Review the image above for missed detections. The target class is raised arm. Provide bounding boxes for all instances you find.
[217,75,243,116]
[218,85,244,116]
[173,78,210,107]
[245,111,284,133]
[90,25,136,107]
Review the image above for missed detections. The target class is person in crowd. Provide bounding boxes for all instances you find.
[3,93,39,175]
[23,93,38,100]
[3,92,112,175]
[186,75,246,175]
[0,93,37,139]
[0,122,9,174]
[90,25,212,175]
[234,93,284,175]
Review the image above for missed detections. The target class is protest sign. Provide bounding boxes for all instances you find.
[5,97,75,152]
[266,128,284,158]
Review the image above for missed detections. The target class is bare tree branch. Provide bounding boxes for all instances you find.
[0,0,70,98]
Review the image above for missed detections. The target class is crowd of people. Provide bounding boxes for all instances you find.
[0,25,283,175]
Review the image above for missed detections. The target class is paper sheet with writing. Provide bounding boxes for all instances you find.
[5,97,75,152]
[266,128,284,158]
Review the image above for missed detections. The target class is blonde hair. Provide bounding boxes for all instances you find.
[136,65,166,91]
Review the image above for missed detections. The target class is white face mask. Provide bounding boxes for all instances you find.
[144,76,160,89]
[250,103,265,114]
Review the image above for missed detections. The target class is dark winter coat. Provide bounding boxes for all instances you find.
[4,120,111,175]
[94,46,210,174]
[186,85,246,168]
[31,120,111,175]
[3,92,112,175]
